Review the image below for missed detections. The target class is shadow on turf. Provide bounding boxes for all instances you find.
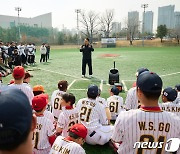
[85,76,107,84]
[83,142,116,154]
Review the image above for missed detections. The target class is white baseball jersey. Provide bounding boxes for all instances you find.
[173,92,180,104]
[27,44,34,55]
[44,110,55,124]
[32,115,56,150]
[17,45,25,56]
[125,87,139,110]
[51,90,65,119]
[159,102,180,117]
[76,98,108,129]
[8,83,34,105]
[107,95,125,120]
[112,108,180,154]
[96,96,108,108]
[2,45,9,58]
[40,45,47,54]
[57,107,79,137]
[50,136,86,154]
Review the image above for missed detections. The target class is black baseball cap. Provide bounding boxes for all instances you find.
[111,86,120,95]
[0,88,32,146]
[175,84,180,91]
[137,72,163,93]
[163,87,177,101]
[136,68,149,77]
[87,85,98,97]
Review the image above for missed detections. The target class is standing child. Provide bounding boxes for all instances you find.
[32,94,56,154]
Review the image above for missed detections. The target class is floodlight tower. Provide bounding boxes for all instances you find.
[75,9,81,45]
[141,4,148,47]
[15,7,22,40]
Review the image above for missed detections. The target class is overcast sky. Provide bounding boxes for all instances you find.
[1,0,180,31]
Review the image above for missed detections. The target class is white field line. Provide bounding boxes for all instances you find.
[38,68,88,80]
[70,89,87,91]
[100,80,103,91]
[67,79,77,90]
[121,80,128,92]
[160,72,180,77]
[122,79,136,82]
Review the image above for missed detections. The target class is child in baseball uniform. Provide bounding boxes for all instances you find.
[32,94,56,154]
[125,68,149,110]
[160,87,179,116]
[51,80,68,121]
[107,86,125,121]
[96,88,111,124]
[174,84,180,104]
[112,72,180,154]
[33,85,55,124]
[76,85,114,145]
[50,124,87,154]
[56,93,80,137]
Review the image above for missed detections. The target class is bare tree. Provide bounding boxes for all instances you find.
[80,10,99,43]
[173,27,180,44]
[124,15,139,45]
[99,9,114,37]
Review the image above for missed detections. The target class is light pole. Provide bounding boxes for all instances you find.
[75,9,81,46]
[15,7,22,40]
[141,4,148,47]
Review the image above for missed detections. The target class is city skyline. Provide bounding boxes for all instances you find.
[1,0,180,32]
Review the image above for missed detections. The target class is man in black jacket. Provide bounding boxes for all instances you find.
[80,38,94,78]
[8,42,18,69]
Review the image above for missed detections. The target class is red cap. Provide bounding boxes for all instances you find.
[69,124,87,139]
[9,79,15,84]
[32,94,47,111]
[0,72,2,77]
[13,66,25,79]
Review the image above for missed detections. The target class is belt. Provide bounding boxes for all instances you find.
[54,116,58,120]
[89,131,96,137]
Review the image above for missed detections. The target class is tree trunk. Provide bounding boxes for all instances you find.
[161,38,163,43]
[130,40,133,45]
[177,35,179,44]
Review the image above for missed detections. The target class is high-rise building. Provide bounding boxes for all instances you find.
[0,12,52,29]
[128,11,139,38]
[111,22,121,34]
[158,5,175,29]
[174,12,180,29]
[143,11,153,34]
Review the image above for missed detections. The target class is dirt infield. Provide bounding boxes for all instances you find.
[99,53,120,58]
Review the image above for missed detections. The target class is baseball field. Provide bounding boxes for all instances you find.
[2,46,180,154]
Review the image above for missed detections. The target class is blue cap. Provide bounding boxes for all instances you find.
[175,84,180,91]
[0,88,32,145]
[111,86,120,95]
[87,85,98,97]
[136,68,149,77]
[163,87,177,101]
[137,72,162,93]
